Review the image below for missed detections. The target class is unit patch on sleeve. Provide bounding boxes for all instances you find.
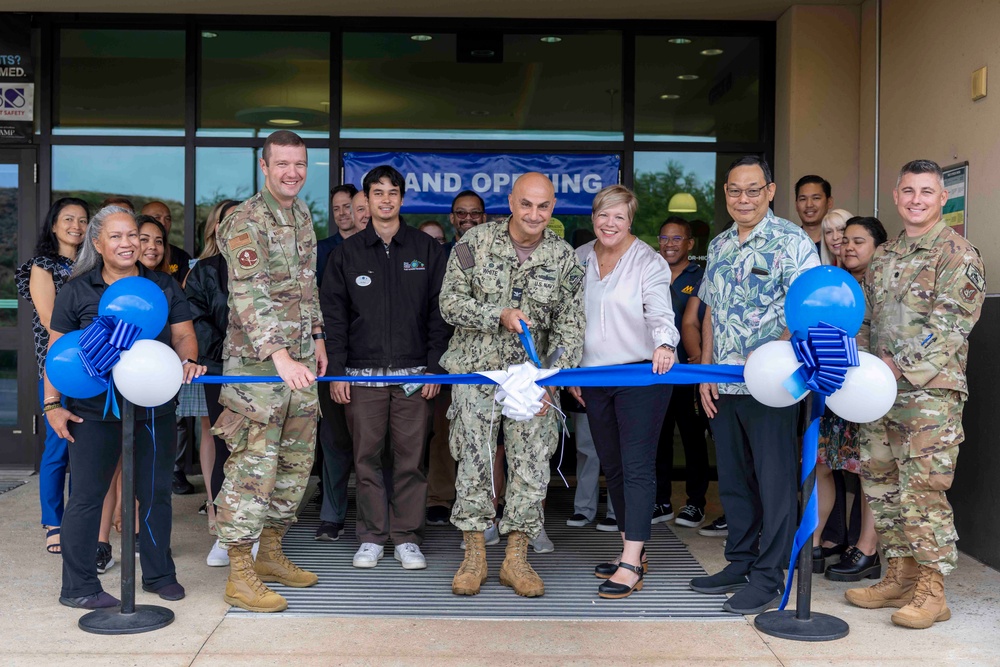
[966,263,986,293]
[228,231,252,251]
[237,248,260,270]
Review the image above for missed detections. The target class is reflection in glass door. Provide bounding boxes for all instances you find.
[0,149,38,467]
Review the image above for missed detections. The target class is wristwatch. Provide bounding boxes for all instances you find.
[312,332,327,340]
[659,344,676,352]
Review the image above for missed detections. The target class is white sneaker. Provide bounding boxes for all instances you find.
[206,539,229,567]
[531,526,555,554]
[353,542,384,568]
[460,520,501,549]
[394,543,427,570]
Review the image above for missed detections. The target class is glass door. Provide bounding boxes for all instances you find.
[0,148,39,468]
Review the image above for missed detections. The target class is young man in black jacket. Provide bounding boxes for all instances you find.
[322,164,451,571]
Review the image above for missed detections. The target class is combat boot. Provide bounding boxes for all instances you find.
[499,531,545,597]
[224,543,288,612]
[254,525,319,587]
[845,556,919,609]
[452,531,488,596]
[891,565,951,629]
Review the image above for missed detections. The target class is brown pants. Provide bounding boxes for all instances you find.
[426,388,457,508]
[346,385,432,546]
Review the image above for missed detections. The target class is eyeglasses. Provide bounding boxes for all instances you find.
[453,209,484,219]
[725,187,766,199]
[658,235,691,244]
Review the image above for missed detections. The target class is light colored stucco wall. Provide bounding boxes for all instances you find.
[774,4,861,222]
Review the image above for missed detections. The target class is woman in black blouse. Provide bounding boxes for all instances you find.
[43,205,205,609]
[15,198,88,555]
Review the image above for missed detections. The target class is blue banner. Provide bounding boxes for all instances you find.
[343,152,621,215]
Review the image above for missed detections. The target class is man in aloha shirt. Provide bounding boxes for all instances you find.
[692,155,820,615]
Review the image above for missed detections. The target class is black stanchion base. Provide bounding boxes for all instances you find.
[78,605,175,635]
[754,610,849,642]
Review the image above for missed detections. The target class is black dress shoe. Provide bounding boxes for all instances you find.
[826,547,881,582]
[172,471,195,495]
[597,562,644,599]
[595,547,647,579]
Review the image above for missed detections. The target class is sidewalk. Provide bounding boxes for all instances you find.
[3,476,998,666]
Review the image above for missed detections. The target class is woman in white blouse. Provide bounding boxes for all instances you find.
[568,185,679,599]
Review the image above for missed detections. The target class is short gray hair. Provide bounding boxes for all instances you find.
[72,206,136,278]
[896,159,944,189]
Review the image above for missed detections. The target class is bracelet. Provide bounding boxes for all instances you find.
[44,395,61,403]
[43,402,62,413]
[312,332,327,340]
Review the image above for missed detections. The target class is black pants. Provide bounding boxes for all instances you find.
[655,384,710,509]
[204,382,229,503]
[61,412,178,598]
[583,385,671,542]
[711,395,799,594]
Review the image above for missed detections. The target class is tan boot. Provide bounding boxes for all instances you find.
[845,556,919,609]
[499,531,544,597]
[254,526,319,588]
[452,531,488,596]
[891,565,951,629]
[224,543,288,612]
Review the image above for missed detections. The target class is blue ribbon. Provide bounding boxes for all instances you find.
[778,322,860,611]
[77,315,141,418]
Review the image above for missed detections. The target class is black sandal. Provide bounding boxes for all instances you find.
[595,547,647,579]
[45,527,61,555]
[597,561,644,599]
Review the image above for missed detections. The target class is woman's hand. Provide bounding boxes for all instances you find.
[567,386,585,408]
[183,361,208,384]
[46,407,83,443]
[652,345,675,375]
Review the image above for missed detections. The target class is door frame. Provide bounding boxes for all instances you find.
[0,147,40,469]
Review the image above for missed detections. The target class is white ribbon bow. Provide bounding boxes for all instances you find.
[476,363,559,421]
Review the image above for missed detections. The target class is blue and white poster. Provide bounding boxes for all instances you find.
[343,152,621,214]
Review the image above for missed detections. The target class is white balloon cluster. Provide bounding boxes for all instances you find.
[744,340,897,423]
[112,339,185,408]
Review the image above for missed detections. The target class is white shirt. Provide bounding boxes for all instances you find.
[576,238,679,367]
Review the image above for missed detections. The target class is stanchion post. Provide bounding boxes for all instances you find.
[79,399,175,635]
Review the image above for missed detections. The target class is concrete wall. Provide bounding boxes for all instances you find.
[774,4,861,220]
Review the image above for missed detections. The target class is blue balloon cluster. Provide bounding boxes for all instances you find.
[785,265,866,339]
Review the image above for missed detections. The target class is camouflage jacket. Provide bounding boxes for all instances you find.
[858,220,985,398]
[438,218,585,374]
[217,187,322,362]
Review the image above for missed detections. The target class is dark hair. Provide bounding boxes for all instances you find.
[844,216,888,247]
[451,190,485,212]
[262,130,306,164]
[36,197,90,259]
[794,174,832,198]
[363,165,405,198]
[137,216,171,273]
[725,155,773,185]
[897,159,944,187]
[331,184,359,200]
[659,216,692,237]
[100,195,134,211]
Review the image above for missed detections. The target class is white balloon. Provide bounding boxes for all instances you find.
[112,340,184,408]
[826,351,897,423]
[744,340,809,408]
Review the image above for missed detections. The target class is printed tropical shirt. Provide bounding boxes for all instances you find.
[698,209,819,394]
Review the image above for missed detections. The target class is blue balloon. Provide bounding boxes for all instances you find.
[98,276,168,340]
[785,266,866,338]
[46,330,108,399]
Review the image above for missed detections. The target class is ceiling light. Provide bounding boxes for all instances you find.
[659,94,680,100]
[410,34,433,42]
[668,38,692,45]
[700,48,724,56]
[201,31,218,39]
[539,36,562,43]
[235,106,328,128]
[668,192,698,213]
[267,118,302,127]
[677,74,699,81]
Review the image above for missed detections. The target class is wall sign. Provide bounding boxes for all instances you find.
[942,162,968,238]
[0,14,32,143]
[343,151,621,214]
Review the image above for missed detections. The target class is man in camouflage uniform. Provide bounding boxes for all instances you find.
[441,172,585,597]
[213,130,328,613]
[848,159,984,629]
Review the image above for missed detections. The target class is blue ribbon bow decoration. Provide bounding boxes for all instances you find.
[779,322,860,610]
[77,315,141,418]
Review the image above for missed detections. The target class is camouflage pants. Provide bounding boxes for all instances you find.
[213,356,319,547]
[449,383,558,538]
[858,389,963,574]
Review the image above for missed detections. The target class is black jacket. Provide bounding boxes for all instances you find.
[322,220,451,376]
[184,253,229,374]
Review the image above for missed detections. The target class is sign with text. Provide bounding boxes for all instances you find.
[343,151,621,214]
[942,162,968,238]
[0,14,32,143]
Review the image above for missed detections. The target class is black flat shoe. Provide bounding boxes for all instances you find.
[142,581,186,601]
[595,547,647,579]
[826,547,881,582]
[598,562,644,599]
[59,591,120,609]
